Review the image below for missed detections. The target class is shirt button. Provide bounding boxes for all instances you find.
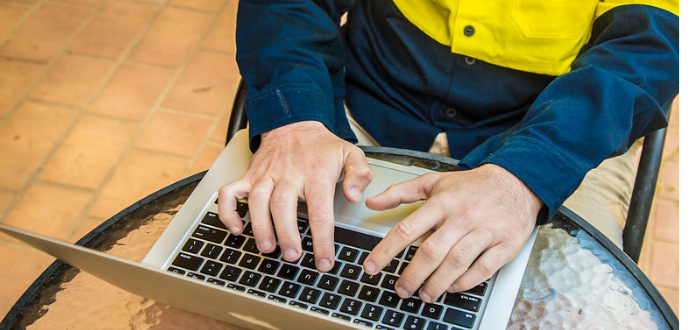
[446,108,457,118]
[463,25,475,37]
[464,56,476,65]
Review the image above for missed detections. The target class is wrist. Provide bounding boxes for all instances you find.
[480,163,544,214]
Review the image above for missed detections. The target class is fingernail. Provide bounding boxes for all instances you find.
[396,286,411,299]
[419,290,434,303]
[364,260,377,274]
[318,259,332,272]
[229,226,241,235]
[283,249,298,260]
[259,241,272,252]
[349,187,362,202]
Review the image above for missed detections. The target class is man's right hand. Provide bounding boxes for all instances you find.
[218,121,373,272]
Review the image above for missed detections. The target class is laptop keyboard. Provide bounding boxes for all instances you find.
[166,196,494,329]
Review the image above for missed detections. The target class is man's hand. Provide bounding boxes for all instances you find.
[363,164,541,303]
[218,121,373,272]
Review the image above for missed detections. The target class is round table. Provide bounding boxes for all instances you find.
[1,148,679,330]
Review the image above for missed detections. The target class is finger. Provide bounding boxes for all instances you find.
[364,199,443,277]
[418,229,494,302]
[341,148,373,203]
[365,174,435,211]
[447,243,518,294]
[394,219,474,301]
[247,176,277,253]
[270,180,302,261]
[218,180,252,235]
[304,179,337,272]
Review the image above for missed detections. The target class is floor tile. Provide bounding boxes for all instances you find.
[653,200,679,243]
[88,150,189,220]
[199,0,237,54]
[0,59,44,117]
[168,0,227,12]
[88,63,174,121]
[0,102,77,191]
[29,54,114,107]
[2,183,92,239]
[38,116,138,190]
[650,242,679,290]
[128,7,213,68]
[0,3,92,63]
[162,51,239,115]
[0,241,53,319]
[188,144,224,176]
[134,110,214,157]
[69,1,159,59]
[0,3,30,41]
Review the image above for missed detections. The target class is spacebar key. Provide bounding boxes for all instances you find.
[334,226,382,251]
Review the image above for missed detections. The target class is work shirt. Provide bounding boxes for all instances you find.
[235,0,679,221]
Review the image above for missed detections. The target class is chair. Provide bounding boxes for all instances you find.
[225,80,670,264]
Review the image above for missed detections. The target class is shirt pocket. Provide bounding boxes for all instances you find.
[511,0,598,39]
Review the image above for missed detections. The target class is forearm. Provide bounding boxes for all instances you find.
[460,4,679,221]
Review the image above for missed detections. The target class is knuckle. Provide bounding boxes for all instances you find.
[398,272,422,289]
[418,240,444,262]
[393,220,416,241]
[474,257,500,277]
[446,245,472,268]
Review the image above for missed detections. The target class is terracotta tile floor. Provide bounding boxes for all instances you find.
[0,0,680,323]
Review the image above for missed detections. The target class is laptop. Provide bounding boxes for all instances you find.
[0,129,537,330]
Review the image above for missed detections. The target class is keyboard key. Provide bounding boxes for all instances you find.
[300,253,316,269]
[360,272,382,286]
[201,212,227,229]
[378,291,401,308]
[383,258,400,273]
[339,298,363,315]
[382,311,405,327]
[331,313,352,322]
[338,246,359,262]
[421,304,443,320]
[186,272,206,281]
[192,225,227,244]
[278,264,300,280]
[301,236,314,252]
[320,293,342,309]
[443,308,476,329]
[340,264,362,280]
[444,293,481,312]
[381,274,399,290]
[172,253,204,271]
[239,271,262,287]
[259,259,280,275]
[259,276,281,293]
[353,319,373,328]
[207,278,225,286]
[467,282,487,296]
[247,289,266,298]
[404,316,426,330]
[318,275,340,291]
[310,306,330,315]
[242,238,261,254]
[243,222,254,236]
[299,287,322,304]
[201,243,223,259]
[358,285,381,302]
[224,235,247,249]
[227,283,245,291]
[263,246,281,259]
[289,301,308,310]
[400,298,422,314]
[338,280,360,297]
[167,267,186,275]
[361,304,384,321]
[219,248,242,264]
[201,260,223,276]
[405,246,418,261]
[279,281,301,298]
[426,321,449,330]
[268,295,287,304]
[298,269,319,285]
[358,251,370,265]
[239,253,261,270]
[182,238,204,254]
[399,262,409,275]
[220,266,242,282]
[297,219,309,234]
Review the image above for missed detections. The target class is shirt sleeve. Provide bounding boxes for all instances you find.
[235,0,356,151]
[459,5,679,222]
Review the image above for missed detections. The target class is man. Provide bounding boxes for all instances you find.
[218,0,679,304]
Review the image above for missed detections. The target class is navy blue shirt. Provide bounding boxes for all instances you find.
[235,0,679,221]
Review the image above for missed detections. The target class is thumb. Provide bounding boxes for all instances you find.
[341,147,374,203]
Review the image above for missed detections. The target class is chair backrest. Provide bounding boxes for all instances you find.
[225,80,669,264]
